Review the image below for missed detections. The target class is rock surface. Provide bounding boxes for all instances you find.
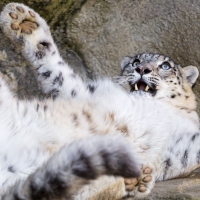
[1,0,200,199]
[142,168,200,200]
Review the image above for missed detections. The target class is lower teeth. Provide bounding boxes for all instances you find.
[134,84,150,92]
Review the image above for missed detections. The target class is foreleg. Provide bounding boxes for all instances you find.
[0,3,88,99]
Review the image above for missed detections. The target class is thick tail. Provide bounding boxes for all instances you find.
[2,135,140,200]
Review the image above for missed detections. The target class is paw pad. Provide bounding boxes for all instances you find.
[143,167,152,174]
[37,43,45,50]
[125,178,138,191]
[16,6,24,13]
[142,175,152,182]
[29,11,35,17]
[9,12,18,19]
[11,23,19,30]
[124,166,153,197]
[138,185,147,192]
[0,3,52,62]
[5,5,39,35]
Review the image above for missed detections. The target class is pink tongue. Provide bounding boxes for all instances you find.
[138,81,147,91]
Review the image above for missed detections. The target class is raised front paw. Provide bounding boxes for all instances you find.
[0,3,56,64]
[124,166,155,199]
[0,3,50,42]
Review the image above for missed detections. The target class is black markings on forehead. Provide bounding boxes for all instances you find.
[138,53,166,62]
[137,53,157,61]
[137,54,176,67]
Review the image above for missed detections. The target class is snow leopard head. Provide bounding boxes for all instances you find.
[120,53,199,110]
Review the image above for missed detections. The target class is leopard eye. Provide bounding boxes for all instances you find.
[132,59,140,67]
[161,62,171,70]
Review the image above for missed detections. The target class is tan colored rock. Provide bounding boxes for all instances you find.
[66,0,200,114]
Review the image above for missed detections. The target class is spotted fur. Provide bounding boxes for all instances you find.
[0,3,200,200]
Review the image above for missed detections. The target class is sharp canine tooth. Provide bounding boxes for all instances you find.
[135,84,138,91]
[145,85,149,92]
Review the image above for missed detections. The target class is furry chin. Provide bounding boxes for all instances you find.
[131,90,153,98]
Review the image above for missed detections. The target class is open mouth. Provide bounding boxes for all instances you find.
[130,80,155,94]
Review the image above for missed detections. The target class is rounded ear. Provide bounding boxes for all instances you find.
[183,65,199,86]
[121,56,132,70]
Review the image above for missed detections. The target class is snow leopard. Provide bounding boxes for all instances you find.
[0,2,200,200]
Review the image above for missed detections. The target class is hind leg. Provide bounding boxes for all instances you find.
[2,135,140,199]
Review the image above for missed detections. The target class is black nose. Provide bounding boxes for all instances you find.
[135,66,152,75]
